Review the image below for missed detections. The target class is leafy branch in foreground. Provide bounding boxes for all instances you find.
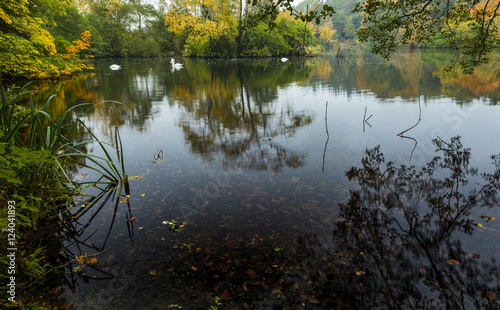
[246,0,335,28]
[354,0,500,74]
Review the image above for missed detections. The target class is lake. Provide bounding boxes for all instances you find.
[33,50,499,309]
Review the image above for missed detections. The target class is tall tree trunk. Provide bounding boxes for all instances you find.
[237,0,248,55]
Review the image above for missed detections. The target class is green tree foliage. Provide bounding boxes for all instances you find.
[354,0,500,73]
[266,0,500,73]
[164,0,318,57]
[0,0,93,79]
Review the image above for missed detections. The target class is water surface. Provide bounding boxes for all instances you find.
[33,50,500,309]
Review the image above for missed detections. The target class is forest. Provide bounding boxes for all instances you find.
[3,0,500,79]
[0,0,364,79]
[2,1,500,309]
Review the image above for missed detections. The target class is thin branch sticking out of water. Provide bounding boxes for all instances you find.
[323,101,329,172]
[363,106,373,132]
[397,96,422,137]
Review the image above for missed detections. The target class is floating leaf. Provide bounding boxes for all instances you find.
[473,253,481,258]
[86,257,98,266]
[150,270,157,276]
[140,193,145,197]
[257,204,269,211]
[76,255,85,265]
[486,290,498,300]
[447,260,459,265]
[477,223,483,228]
[355,270,365,275]
[138,227,144,230]
[127,217,136,221]
[129,175,144,180]
[246,269,256,277]
[191,266,198,271]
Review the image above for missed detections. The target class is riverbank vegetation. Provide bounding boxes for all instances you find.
[0,81,129,308]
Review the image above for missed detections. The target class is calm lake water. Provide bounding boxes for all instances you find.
[34,50,499,309]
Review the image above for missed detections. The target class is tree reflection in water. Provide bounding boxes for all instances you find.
[293,136,499,309]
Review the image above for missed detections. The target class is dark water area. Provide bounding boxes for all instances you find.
[29,50,500,309]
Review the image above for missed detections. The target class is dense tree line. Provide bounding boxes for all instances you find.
[3,0,500,79]
[0,0,326,79]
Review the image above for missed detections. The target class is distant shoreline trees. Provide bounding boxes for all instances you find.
[3,0,499,79]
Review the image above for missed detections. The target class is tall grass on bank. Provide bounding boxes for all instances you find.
[0,82,127,306]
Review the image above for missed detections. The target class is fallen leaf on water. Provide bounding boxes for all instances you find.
[191,266,197,271]
[355,270,365,275]
[86,257,98,266]
[125,195,131,198]
[76,255,85,265]
[447,260,459,265]
[167,268,174,272]
[486,290,498,300]
[140,193,145,197]
[247,269,256,277]
[480,215,496,221]
[150,270,157,276]
[128,175,144,180]
[127,217,136,221]
[257,204,269,211]
[473,253,481,258]
[477,223,483,228]
[138,227,144,230]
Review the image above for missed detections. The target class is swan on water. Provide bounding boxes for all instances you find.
[109,64,121,70]
[170,58,183,69]
[281,57,288,62]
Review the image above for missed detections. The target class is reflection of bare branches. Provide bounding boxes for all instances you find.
[286,137,500,308]
[398,134,418,161]
[323,137,500,309]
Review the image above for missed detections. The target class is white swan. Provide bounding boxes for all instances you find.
[281,57,288,62]
[170,58,183,69]
[109,64,121,70]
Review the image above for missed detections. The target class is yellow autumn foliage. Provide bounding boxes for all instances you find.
[0,0,93,79]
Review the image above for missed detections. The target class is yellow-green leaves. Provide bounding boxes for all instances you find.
[164,0,238,56]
